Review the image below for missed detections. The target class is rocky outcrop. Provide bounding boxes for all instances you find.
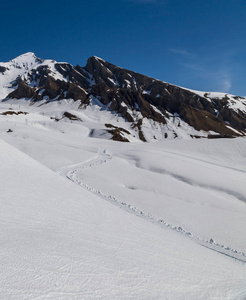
[8,81,42,100]
[0,66,7,73]
[1,111,28,116]
[105,124,130,142]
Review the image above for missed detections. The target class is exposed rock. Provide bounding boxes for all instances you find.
[66,83,87,101]
[132,119,147,142]
[179,107,237,136]
[219,107,246,131]
[105,123,130,134]
[63,111,82,121]
[8,82,42,100]
[1,111,28,116]
[105,124,130,142]
[0,66,7,73]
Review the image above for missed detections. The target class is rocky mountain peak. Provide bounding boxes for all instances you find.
[84,56,117,87]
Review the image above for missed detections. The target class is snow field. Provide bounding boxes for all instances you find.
[0,99,246,298]
[1,139,246,299]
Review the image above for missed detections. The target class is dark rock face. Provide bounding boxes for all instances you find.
[218,105,246,130]
[0,66,7,73]
[1,111,28,116]
[5,55,246,140]
[105,124,130,142]
[63,111,82,121]
[8,82,42,100]
[179,107,236,136]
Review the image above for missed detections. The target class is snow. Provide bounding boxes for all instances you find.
[124,79,131,88]
[1,133,246,299]
[227,98,246,113]
[226,125,242,134]
[40,60,69,82]
[133,77,138,90]
[107,77,117,85]
[165,88,171,95]
[6,52,42,67]
[142,90,151,95]
[92,55,106,63]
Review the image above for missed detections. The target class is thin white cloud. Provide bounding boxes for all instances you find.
[221,79,232,92]
[125,0,158,3]
[181,63,204,72]
[219,73,232,92]
[169,49,193,56]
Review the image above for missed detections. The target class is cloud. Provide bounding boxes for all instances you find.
[219,74,232,92]
[180,63,204,72]
[169,49,193,56]
[125,0,158,3]
[205,69,232,93]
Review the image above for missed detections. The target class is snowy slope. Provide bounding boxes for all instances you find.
[1,138,246,299]
[65,140,246,253]
[1,89,246,299]
[0,99,246,254]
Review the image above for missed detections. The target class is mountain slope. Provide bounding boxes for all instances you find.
[1,52,246,141]
[1,138,246,299]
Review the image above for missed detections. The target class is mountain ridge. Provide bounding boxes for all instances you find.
[1,52,246,142]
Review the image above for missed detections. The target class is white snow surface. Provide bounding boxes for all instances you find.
[0,98,246,299]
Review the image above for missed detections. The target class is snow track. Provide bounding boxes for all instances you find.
[58,149,246,264]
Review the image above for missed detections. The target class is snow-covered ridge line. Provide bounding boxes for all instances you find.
[58,149,246,263]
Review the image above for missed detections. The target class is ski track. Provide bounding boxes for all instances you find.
[58,149,246,264]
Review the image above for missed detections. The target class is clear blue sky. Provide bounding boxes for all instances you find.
[1,0,246,96]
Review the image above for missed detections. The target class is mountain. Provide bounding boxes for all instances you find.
[1,52,246,141]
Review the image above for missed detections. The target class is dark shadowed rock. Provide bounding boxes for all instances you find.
[1,111,28,116]
[0,66,7,73]
[63,111,82,121]
[105,124,130,142]
[8,81,42,100]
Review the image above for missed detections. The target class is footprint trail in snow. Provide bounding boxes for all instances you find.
[58,149,246,264]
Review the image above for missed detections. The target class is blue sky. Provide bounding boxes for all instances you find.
[0,0,246,95]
